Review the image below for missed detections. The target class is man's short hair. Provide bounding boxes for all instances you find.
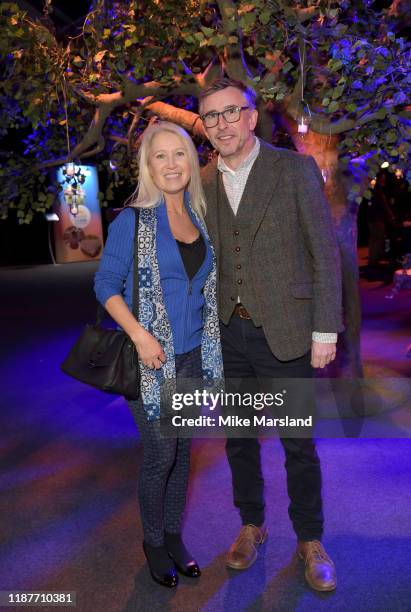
[199,78,257,111]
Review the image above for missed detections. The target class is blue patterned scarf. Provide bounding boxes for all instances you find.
[136,202,223,421]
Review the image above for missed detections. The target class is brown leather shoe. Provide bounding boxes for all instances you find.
[226,524,267,570]
[297,540,337,591]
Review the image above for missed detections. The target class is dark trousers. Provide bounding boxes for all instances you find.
[220,316,323,541]
[128,346,202,546]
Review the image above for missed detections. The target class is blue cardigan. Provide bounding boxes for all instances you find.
[94,200,213,355]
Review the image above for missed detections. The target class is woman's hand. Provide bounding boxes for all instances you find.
[102,295,166,369]
[132,328,166,370]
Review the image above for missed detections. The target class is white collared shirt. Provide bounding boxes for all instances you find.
[217,137,260,215]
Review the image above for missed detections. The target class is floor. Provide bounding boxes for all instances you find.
[0,259,410,612]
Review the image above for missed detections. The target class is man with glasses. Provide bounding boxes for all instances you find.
[199,79,343,591]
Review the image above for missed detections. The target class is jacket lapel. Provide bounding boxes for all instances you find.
[236,142,281,243]
[203,141,282,250]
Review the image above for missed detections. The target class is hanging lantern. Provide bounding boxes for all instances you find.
[297,99,312,136]
[321,168,329,183]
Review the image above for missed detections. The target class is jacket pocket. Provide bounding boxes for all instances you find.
[290,282,313,299]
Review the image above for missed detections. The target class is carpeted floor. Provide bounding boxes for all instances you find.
[1,261,410,612]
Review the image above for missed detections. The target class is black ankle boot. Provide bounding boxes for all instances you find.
[164,532,201,578]
[142,541,178,588]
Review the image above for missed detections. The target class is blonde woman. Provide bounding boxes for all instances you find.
[95,122,223,587]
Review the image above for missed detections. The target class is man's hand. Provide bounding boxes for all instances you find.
[311,341,336,369]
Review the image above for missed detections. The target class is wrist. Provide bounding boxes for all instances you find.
[130,324,146,345]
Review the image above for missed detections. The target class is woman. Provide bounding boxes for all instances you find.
[94,122,223,588]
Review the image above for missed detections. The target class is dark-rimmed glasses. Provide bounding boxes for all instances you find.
[200,105,250,128]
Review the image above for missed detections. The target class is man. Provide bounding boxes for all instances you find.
[199,78,343,592]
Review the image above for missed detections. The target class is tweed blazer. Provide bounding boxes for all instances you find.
[202,139,344,361]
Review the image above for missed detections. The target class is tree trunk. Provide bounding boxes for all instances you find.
[280,114,363,377]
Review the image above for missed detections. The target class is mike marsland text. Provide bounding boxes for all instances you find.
[171,415,313,428]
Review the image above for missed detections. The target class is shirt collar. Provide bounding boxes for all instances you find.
[217,137,260,175]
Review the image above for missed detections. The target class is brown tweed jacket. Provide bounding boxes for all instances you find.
[202,139,344,361]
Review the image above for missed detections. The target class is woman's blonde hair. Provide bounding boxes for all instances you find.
[129,121,206,218]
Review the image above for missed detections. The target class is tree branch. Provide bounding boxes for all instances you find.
[145,101,207,139]
[272,1,320,24]
[217,0,254,84]
[62,76,202,163]
[196,59,224,89]
[127,99,153,155]
[388,0,411,23]
[295,6,321,23]
[77,135,105,159]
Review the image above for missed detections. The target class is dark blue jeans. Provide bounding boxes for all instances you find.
[220,316,323,541]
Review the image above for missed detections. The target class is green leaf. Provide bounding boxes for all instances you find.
[332,85,345,99]
[200,26,214,37]
[329,59,343,72]
[240,13,256,29]
[385,130,397,143]
[259,10,271,25]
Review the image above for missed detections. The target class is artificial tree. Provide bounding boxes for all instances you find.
[1,0,410,375]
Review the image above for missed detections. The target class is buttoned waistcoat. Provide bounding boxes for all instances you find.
[202,140,344,362]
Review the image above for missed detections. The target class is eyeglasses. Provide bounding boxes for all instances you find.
[200,105,250,128]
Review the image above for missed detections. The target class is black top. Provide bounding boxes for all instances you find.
[176,233,206,280]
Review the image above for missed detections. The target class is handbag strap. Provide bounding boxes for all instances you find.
[131,207,140,320]
[96,206,140,326]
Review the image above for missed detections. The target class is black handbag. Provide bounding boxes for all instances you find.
[61,208,140,399]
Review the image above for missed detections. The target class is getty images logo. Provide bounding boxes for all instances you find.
[171,389,287,411]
